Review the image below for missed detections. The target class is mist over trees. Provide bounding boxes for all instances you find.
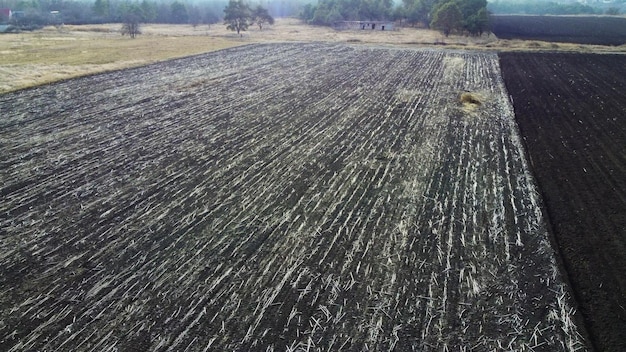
[299,0,394,25]
[0,0,488,36]
[488,0,604,15]
[0,0,304,28]
[223,0,250,35]
[429,1,461,36]
[298,0,489,36]
[1,0,615,36]
[120,2,142,37]
[252,5,274,30]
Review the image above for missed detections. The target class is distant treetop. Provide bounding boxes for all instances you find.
[300,0,490,37]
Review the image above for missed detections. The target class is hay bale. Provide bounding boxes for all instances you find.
[460,92,482,106]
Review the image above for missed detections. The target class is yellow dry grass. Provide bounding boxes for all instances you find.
[1,17,624,93]
[0,24,240,93]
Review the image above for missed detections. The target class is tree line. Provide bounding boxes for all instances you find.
[0,0,305,28]
[300,0,489,36]
[429,0,490,37]
[117,0,274,38]
[0,0,224,27]
[300,0,394,25]
[223,0,274,35]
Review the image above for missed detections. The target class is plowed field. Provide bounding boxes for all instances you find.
[500,52,626,352]
[491,15,626,46]
[1,44,586,351]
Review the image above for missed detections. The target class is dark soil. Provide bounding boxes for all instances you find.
[491,15,626,46]
[500,52,626,352]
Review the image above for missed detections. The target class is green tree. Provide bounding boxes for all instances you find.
[358,0,393,20]
[223,0,251,35]
[170,1,188,24]
[455,0,486,20]
[310,1,342,25]
[121,4,143,38]
[310,2,330,25]
[189,6,202,28]
[606,7,620,15]
[204,9,220,28]
[430,1,462,36]
[464,7,489,35]
[92,0,110,20]
[391,0,437,26]
[306,0,394,25]
[453,0,488,34]
[300,3,316,23]
[251,5,274,30]
[140,0,157,22]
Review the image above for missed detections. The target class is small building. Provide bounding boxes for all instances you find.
[0,8,12,22]
[334,21,395,31]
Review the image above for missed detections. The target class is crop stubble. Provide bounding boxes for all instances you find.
[1,44,586,350]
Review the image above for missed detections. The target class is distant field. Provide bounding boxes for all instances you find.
[0,24,241,93]
[0,19,494,93]
[0,43,585,351]
[491,15,626,45]
[3,18,624,94]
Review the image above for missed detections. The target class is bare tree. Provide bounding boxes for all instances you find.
[121,5,143,39]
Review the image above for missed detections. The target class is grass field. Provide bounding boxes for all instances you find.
[0,24,240,93]
[2,18,624,93]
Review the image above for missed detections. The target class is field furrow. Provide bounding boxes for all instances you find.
[1,43,586,351]
[500,52,626,352]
